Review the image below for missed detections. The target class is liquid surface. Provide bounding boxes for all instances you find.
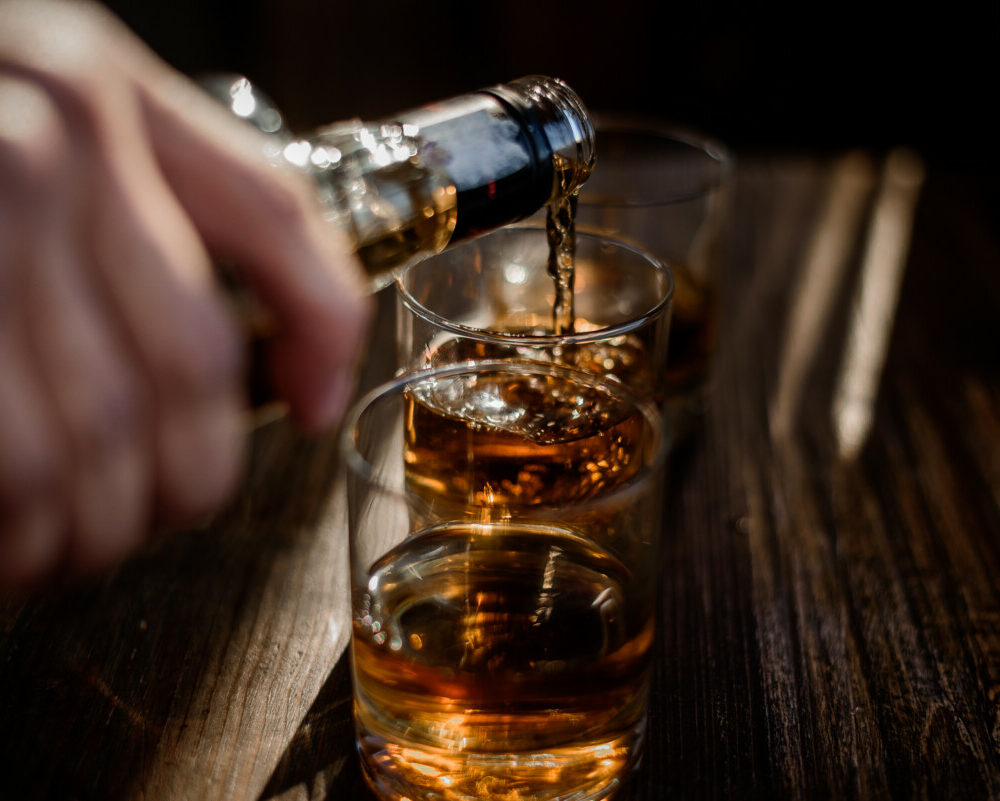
[403,369,648,510]
[354,523,653,801]
[424,316,659,405]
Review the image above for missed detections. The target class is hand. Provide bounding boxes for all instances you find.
[0,0,371,592]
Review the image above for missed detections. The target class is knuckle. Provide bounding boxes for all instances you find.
[1,3,111,106]
[0,2,138,164]
[35,1,116,71]
[0,78,72,200]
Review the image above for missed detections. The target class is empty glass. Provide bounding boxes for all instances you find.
[576,117,733,430]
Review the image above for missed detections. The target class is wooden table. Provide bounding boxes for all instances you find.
[2,155,999,800]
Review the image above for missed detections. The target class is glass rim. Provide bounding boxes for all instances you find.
[396,223,674,346]
[581,113,734,207]
[341,359,669,517]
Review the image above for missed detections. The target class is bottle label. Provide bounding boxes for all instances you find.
[395,94,553,240]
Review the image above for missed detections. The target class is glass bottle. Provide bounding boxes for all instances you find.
[207,75,596,291]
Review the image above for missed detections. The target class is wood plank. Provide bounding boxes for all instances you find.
[256,160,1000,800]
[0,291,399,801]
[4,160,999,801]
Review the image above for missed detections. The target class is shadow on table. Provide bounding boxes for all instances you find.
[256,419,713,801]
[0,419,346,801]
[258,647,657,801]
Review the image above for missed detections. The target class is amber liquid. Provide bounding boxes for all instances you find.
[542,158,671,402]
[353,159,458,285]
[357,155,655,801]
[546,154,580,335]
[353,523,653,801]
[354,370,655,800]
[422,319,660,411]
[664,258,717,388]
[402,367,648,510]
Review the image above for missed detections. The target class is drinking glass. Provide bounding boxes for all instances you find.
[575,117,733,428]
[342,360,668,801]
[396,224,674,406]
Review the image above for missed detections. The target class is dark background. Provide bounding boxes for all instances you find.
[104,0,998,175]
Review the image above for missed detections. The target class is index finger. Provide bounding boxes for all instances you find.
[139,77,372,428]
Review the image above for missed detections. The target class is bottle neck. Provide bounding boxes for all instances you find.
[485,76,596,198]
[392,76,595,241]
[202,74,596,285]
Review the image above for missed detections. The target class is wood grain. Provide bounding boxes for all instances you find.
[0,419,350,801]
[260,161,1000,800]
[0,293,397,801]
[2,160,998,801]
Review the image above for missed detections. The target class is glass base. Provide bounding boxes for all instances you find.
[357,717,645,801]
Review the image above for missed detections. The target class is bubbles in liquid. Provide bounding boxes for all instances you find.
[425,321,659,406]
[408,369,633,446]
